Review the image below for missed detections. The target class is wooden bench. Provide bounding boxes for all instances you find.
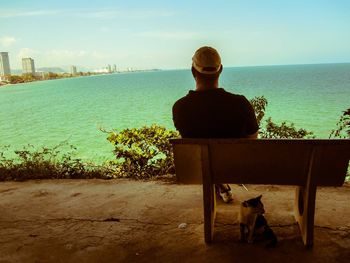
[170,139,350,247]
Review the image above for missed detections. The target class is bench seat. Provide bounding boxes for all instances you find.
[170,139,350,247]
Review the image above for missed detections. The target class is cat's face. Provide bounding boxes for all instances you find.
[242,195,265,214]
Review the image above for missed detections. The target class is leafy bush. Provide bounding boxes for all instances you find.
[259,117,315,139]
[329,108,350,180]
[330,108,350,139]
[0,143,116,181]
[250,96,268,126]
[250,96,314,139]
[107,125,179,179]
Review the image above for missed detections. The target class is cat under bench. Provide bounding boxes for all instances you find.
[170,138,350,247]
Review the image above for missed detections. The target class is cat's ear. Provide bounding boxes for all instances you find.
[257,195,262,200]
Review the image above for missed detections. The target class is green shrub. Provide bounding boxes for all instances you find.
[107,125,179,179]
[250,96,314,139]
[259,117,315,139]
[0,143,116,181]
[330,108,350,139]
[250,96,268,126]
[329,108,350,180]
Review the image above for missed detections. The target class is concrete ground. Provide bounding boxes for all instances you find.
[0,179,349,263]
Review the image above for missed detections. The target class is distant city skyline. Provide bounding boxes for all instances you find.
[22,57,35,75]
[70,65,77,75]
[1,0,350,69]
[0,52,11,76]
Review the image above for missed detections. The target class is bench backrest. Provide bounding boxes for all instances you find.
[170,139,350,186]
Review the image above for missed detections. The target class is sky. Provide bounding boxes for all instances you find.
[1,0,350,70]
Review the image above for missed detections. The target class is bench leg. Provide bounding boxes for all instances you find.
[294,147,319,248]
[203,183,216,243]
[200,144,217,243]
[294,185,316,247]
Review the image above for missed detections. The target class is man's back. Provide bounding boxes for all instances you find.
[172,46,258,203]
[173,88,258,138]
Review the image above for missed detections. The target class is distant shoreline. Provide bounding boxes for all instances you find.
[0,69,162,89]
[1,62,349,89]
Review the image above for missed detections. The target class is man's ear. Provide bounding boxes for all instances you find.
[218,65,223,74]
[191,66,197,79]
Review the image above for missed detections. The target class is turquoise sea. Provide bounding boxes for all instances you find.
[0,63,349,163]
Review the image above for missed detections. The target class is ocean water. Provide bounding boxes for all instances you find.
[0,63,349,163]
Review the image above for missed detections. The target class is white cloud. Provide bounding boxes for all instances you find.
[0,8,173,20]
[0,36,17,47]
[90,51,107,60]
[17,48,105,60]
[79,10,122,19]
[78,9,173,20]
[43,49,108,63]
[13,48,108,68]
[135,31,202,40]
[47,49,87,59]
[0,10,61,18]
[99,27,111,32]
[17,48,38,59]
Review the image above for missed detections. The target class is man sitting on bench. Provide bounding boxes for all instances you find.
[172,46,259,203]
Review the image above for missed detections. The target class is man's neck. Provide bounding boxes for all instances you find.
[195,82,219,91]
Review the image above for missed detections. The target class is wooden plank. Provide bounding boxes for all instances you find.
[172,144,202,184]
[171,139,350,186]
[170,138,350,146]
[312,145,350,186]
[201,144,216,243]
[209,143,312,185]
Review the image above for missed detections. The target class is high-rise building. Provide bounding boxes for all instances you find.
[0,52,11,76]
[22,57,35,75]
[71,65,77,75]
[113,64,117,72]
[107,64,112,73]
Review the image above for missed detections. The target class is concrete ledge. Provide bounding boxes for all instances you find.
[0,179,349,263]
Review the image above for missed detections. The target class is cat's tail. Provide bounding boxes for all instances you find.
[264,227,277,248]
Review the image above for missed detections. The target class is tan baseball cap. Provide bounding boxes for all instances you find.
[192,46,222,74]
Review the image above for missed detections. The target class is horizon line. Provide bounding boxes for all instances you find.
[7,61,350,73]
